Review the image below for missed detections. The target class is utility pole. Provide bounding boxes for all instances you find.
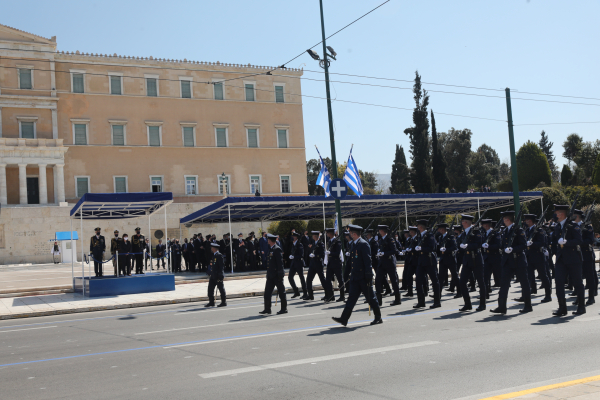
[505,88,520,215]
[318,0,345,259]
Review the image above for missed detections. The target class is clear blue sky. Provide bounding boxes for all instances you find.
[4,0,599,176]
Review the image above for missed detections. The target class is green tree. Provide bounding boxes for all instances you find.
[431,111,449,193]
[306,219,333,232]
[516,141,552,191]
[561,164,573,185]
[562,185,600,209]
[306,157,332,196]
[403,71,433,193]
[439,128,472,192]
[538,130,557,180]
[562,133,583,166]
[526,187,569,220]
[390,144,412,194]
[267,220,308,237]
[592,153,600,186]
[573,139,600,183]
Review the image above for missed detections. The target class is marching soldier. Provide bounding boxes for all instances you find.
[437,223,460,298]
[324,228,345,303]
[90,227,106,277]
[110,230,121,276]
[288,232,307,298]
[366,229,392,298]
[482,220,502,290]
[523,214,552,303]
[452,225,464,298]
[402,227,419,298]
[574,209,597,306]
[458,215,486,312]
[343,231,352,286]
[205,243,227,307]
[332,224,382,326]
[131,227,145,274]
[304,231,334,302]
[413,220,441,309]
[490,211,532,315]
[260,234,287,315]
[375,225,401,306]
[400,229,411,292]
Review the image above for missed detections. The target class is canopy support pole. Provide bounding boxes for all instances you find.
[80,211,85,296]
[164,205,169,273]
[404,200,408,228]
[228,204,234,274]
[323,203,328,252]
[148,211,152,272]
[70,219,74,292]
[477,198,481,220]
[541,197,544,216]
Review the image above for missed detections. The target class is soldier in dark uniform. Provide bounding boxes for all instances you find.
[482,220,502,289]
[437,223,459,298]
[366,229,391,298]
[260,234,287,315]
[171,239,182,272]
[457,215,486,312]
[574,210,596,306]
[490,210,533,315]
[288,232,307,298]
[131,227,145,274]
[110,230,120,276]
[403,227,419,298]
[452,225,464,298]
[343,231,352,288]
[400,230,411,292]
[413,220,441,309]
[247,232,257,271]
[205,243,227,307]
[302,231,311,264]
[304,231,334,302]
[324,228,345,303]
[375,225,401,306]
[234,233,246,272]
[332,224,382,326]
[155,239,166,270]
[523,214,552,302]
[90,227,106,277]
[118,233,132,276]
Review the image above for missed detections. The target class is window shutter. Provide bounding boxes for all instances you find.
[214,82,224,100]
[245,84,254,101]
[76,177,89,197]
[112,125,125,145]
[181,81,191,98]
[114,177,126,193]
[72,73,84,93]
[146,78,157,96]
[216,128,227,147]
[277,129,288,148]
[21,122,35,139]
[148,126,160,146]
[183,127,194,147]
[247,129,258,148]
[74,124,87,145]
[110,76,121,95]
[19,69,32,89]
[275,86,284,103]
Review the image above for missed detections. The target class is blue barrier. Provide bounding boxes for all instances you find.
[73,273,175,297]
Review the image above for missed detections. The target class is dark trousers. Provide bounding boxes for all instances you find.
[248,253,256,270]
[236,254,245,272]
[583,259,598,296]
[261,255,268,270]
[156,256,165,269]
[460,259,486,306]
[173,255,181,272]
[183,253,189,270]
[439,260,458,289]
[288,264,307,294]
[416,264,440,297]
[326,263,345,296]
[555,259,584,301]
[484,259,500,291]
[527,258,551,292]
[307,266,333,298]
[376,265,399,298]
[118,255,131,275]
[134,254,144,274]
[92,252,103,276]
[498,264,531,301]
[340,279,381,323]
[264,277,287,311]
[208,277,226,303]
[403,262,417,293]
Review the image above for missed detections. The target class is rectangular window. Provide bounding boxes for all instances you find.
[183,126,194,147]
[76,177,89,197]
[148,126,161,146]
[74,124,87,145]
[19,68,32,89]
[250,175,261,194]
[110,75,122,95]
[72,73,84,93]
[218,175,230,195]
[245,83,255,101]
[146,78,157,97]
[151,177,162,192]
[112,125,125,146]
[216,127,227,147]
[114,177,127,193]
[247,128,258,148]
[181,80,191,98]
[277,129,288,148]
[20,121,35,139]
[275,85,284,103]
[280,175,291,193]
[185,176,197,195]
[214,81,224,100]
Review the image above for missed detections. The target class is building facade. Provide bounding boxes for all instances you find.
[0,23,308,206]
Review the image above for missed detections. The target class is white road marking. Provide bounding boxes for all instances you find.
[199,341,439,378]
[0,326,57,334]
[136,312,325,335]
[575,316,600,322]
[175,305,262,315]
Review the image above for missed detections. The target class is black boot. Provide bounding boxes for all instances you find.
[291,289,300,299]
[204,302,215,307]
[541,287,552,303]
[413,294,426,308]
[376,293,383,307]
[520,297,533,313]
[430,290,441,309]
[390,292,402,306]
[573,294,586,315]
[586,294,595,306]
[459,297,472,312]
[403,289,414,297]
[552,299,568,317]
[476,293,486,312]
[490,297,507,315]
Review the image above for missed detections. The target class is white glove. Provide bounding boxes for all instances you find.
[399,251,405,256]
[289,255,294,260]
[325,251,330,255]
[345,252,350,256]
[527,240,533,247]
[378,251,384,257]
[543,249,549,256]
[460,244,468,249]
[407,248,412,252]
[558,238,567,245]
[440,247,446,252]
[504,247,513,254]
[415,246,422,251]
[482,243,489,249]
[309,253,315,258]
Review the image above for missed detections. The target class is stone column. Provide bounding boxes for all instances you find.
[55,164,65,203]
[18,163,27,205]
[0,163,7,205]
[38,164,48,204]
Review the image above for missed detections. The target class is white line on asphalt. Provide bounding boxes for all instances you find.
[175,305,262,315]
[199,341,439,378]
[0,277,75,283]
[0,326,57,333]
[136,312,325,335]
[575,316,600,322]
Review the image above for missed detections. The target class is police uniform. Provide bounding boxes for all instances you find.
[110,230,121,276]
[437,224,460,297]
[131,228,145,274]
[332,225,382,326]
[575,209,597,306]
[205,243,226,307]
[260,234,287,314]
[375,225,401,306]
[324,229,345,302]
[482,223,502,289]
[304,232,334,301]
[367,231,392,298]
[458,215,486,312]
[400,230,412,292]
[402,228,419,298]
[523,215,552,302]
[413,221,441,309]
[89,228,106,277]
[288,232,307,298]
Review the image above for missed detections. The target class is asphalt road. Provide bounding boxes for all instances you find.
[1,287,600,400]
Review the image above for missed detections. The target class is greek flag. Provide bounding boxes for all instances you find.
[343,147,364,197]
[315,147,332,197]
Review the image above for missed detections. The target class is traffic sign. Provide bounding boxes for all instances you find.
[330,179,348,199]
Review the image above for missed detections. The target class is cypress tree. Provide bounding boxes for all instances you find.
[592,153,600,187]
[538,130,556,178]
[390,144,412,194]
[431,110,449,193]
[561,164,573,185]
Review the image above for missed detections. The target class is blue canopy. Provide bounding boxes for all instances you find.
[180,192,542,224]
[55,231,79,240]
[70,192,173,219]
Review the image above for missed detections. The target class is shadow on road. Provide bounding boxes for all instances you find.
[307,326,363,336]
